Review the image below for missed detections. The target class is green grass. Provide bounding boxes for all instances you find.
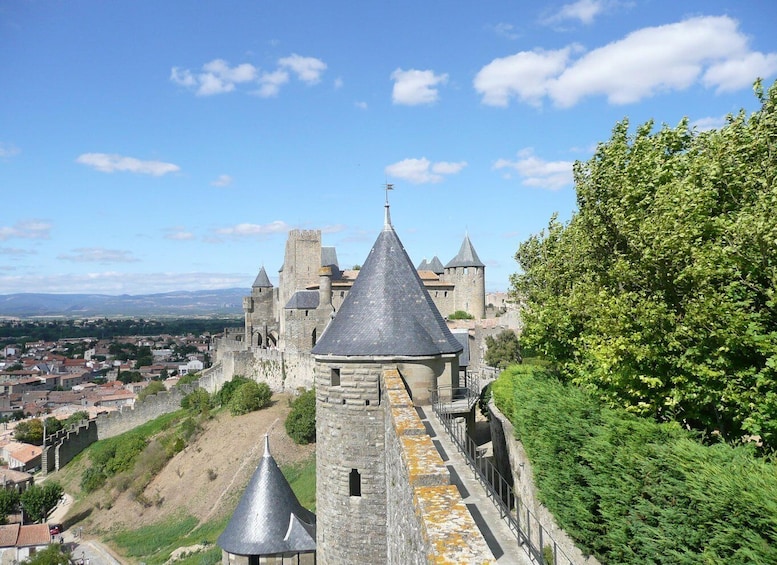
[282,454,316,511]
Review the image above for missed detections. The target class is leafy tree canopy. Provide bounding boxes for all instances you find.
[14,418,43,444]
[484,330,522,369]
[229,380,272,416]
[22,543,71,565]
[285,389,316,444]
[20,482,63,523]
[512,79,777,448]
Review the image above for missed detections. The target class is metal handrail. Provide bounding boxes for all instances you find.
[431,392,577,565]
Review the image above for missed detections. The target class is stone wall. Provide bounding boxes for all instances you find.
[41,419,98,474]
[201,349,315,395]
[384,368,494,564]
[96,385,195,440]
[489,401,602,565]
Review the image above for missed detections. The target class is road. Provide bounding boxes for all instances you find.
[48,493,124,565]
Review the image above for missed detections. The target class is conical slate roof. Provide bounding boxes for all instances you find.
[252,267,273,288]
[312,205,462,357]
[428,256,445,274]
[445,234,485,268]
[218,436,316,556]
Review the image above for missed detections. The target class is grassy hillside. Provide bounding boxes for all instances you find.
[51,393,315,565]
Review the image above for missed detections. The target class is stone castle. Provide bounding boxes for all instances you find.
[241,225,487,355]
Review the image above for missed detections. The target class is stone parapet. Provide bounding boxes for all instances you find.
[384,367,494,564]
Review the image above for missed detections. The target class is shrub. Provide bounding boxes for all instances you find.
[448,310,474,320]
[484,330,521,369]
[215,376,250,407]
[80,466,106,493]
[181,389,212,416]
[137,380,166,402]
[285,389,316,444]
[229,381,272,416]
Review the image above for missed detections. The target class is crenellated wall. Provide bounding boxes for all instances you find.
[383,368,494,564]
[201,348,315,394]
[96,385,196,440]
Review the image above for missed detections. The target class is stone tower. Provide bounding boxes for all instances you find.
[443,233,486,319]
[243,266,275,348]
[311,203,462,564]
[278,230,322,343]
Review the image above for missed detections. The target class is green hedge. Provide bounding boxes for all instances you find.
[493,366,777,564]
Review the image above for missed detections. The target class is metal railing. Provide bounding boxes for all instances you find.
[431,393,577,565]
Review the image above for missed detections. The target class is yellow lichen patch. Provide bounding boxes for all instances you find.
[386,386,412,408]
[391,404,426,436]
[383,368,406,391]
[400,435,448,487]
[414,485,496,565]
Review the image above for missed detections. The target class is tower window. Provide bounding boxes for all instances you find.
[331,368,341,386]
[349,469,362,497]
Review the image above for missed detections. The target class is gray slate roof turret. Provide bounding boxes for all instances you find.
[252,267,273,288]
[445,234,485,268]
[217,435,316,556]
[312,205,462,357]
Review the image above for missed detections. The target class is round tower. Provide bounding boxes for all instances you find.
[311,204,462,564]
[443,233,486,319]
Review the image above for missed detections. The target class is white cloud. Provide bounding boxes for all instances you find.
[278,54,327,84]
[475,16,777,108]
[355,101,368,110]
[391,69,449,105]
[474,47,575,107]
[211,174,233,187]
[171,59,258,96]
[493,148,573,190]
[58,247,140,263]
[321,224,346,234]
[385,158,467,184]
[691,116,727,132]
[543,0,605,26]
[0,220,52,241]
[334,77,344,89]
[0,142,20,159]
[76,153,180,176]
[256,69,290,98]
[215,221,291,237]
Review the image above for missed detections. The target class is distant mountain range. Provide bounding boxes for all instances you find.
[0,289,247,318]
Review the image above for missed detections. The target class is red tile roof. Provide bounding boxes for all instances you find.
[0,523,19,547]
[16,523,50,547]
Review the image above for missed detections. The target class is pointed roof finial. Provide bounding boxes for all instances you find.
[384,182,394,230]
[263,434,270,458]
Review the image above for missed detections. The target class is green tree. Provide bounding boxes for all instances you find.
[22,544,71,565]
[135,345,154,368]
[215,376,250,407]
[137,381,166,402]
[20,482,63,523]
[64,411,90,427]
[448,310,474,320]
[285,389,316,444]
[229,381,272,416]
[181,388,212,416]
[0,489,20,524]
[484,330,522,369]
[14,419,43,444]
[513,79,777,448]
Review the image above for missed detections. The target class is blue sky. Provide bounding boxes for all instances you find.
[1,0,776,296]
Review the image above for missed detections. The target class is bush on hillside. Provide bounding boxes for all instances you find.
[285,389,316,444]
[229,381,272,416]
[137,381,166,402]
[215,375,250,407]
[181,388,212,416]
[448,310,474,320]
[492,366,777,564]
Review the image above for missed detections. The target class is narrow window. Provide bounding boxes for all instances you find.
[349,469,362,497]
[312,328,317,347]
[331,368,341,386]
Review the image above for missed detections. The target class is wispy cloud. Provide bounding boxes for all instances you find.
[385,158,467,184]
[321,224,346,234]
[211,174,233,187]
[0,220,52,241]
[475,16,777,108]
[172,55,327,98]
[493,148,573,190]
[0,247,36,256]
[58,247,140,263]
[0,271,251,295]
[491,22,519,40]
[76,153,180,176]
[164,227,195,241]
[0,142,20,159]
[542,0,606,26]
[391,69,449,105]
[215,221,291,237]
[355,101,368,110]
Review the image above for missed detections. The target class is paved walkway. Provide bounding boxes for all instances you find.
[47,494,123,565]
[418,405,533,565]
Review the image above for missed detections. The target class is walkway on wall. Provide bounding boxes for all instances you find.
[418,405,533,565]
